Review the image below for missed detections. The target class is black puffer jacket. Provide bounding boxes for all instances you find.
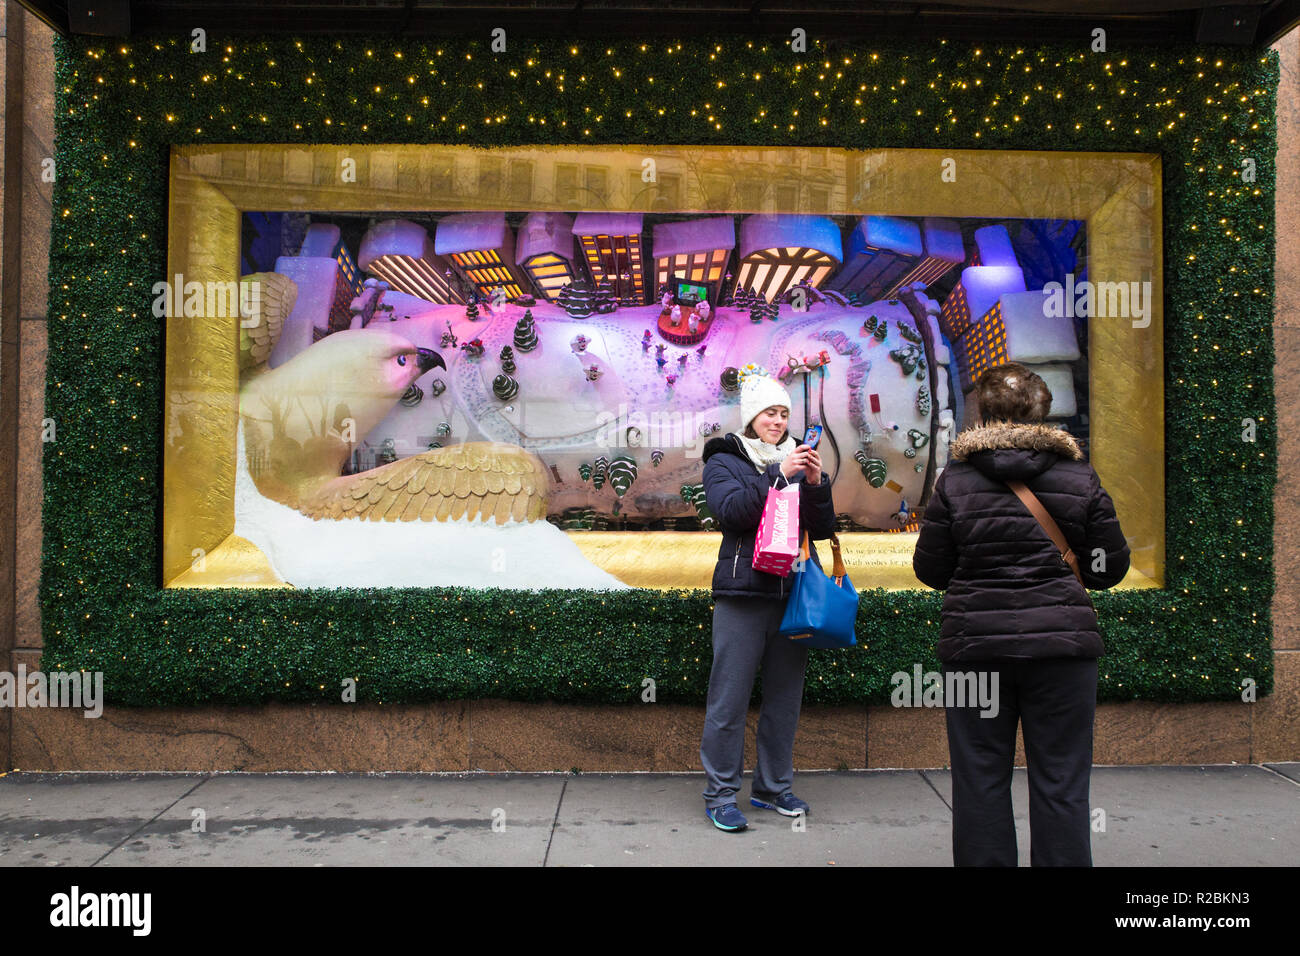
[702,432,837,600]
[912,422,1130,663]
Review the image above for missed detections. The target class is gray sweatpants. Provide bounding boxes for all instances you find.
[700,595,809,808]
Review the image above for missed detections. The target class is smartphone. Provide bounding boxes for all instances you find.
[803,424,822,449]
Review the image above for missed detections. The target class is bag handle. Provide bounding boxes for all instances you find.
[799,530,847,585]
[1005,479,1090,598]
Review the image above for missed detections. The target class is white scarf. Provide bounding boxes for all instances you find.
[735,432,798,475]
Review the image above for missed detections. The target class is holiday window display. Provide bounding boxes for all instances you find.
[45,31,1250,702]
[231,207,1094,588]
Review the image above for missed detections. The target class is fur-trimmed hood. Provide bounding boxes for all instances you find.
[950,422,1084,461]
[948,421,1084,481]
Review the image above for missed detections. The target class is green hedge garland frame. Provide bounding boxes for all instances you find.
[41,34,1277,706]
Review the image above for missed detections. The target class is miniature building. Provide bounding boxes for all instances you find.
[347,280,384,330]
[826,215,923,302]
[572,213,647,304]
[357,218,465,304]
[998,289,1082,364]
[943,266,1028,392]
[967,223,1018,268]
[651,215,735,295]
[284,223,364,334]
[515,211,582,302]
[953,301,1010,393]
[269,223,362,359]
[268,257,351,367]
[300,222,364,300]
[734,214,842,301]
[885,217,966,295]
[435,211,529,301]
[952,282,1085,396]
[938,264,1027,343]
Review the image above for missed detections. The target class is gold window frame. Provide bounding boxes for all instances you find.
[164,144,1162,591]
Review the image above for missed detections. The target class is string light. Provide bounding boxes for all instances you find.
[43,36,1273,706]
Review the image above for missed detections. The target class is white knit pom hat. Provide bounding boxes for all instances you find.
[739,372,792,431]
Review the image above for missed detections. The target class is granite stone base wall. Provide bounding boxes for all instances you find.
[1,1,56,773]
[7,686,1296,772]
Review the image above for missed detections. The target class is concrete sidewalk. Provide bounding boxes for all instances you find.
[0,764,1296,866]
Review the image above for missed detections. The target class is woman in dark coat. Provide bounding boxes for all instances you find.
[912,362,1130,866]
[698,371,837,832]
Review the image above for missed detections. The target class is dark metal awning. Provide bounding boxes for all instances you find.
[18,0,1299,46]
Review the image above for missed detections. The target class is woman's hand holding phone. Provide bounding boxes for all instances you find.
[804,446,822,484]
[781,445,823,483]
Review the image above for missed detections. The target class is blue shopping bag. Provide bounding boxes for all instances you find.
[778,531,860,650]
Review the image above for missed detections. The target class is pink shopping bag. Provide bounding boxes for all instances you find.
[753,479,801,576]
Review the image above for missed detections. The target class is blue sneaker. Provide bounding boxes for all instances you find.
[751,792,810,816]
[705,803,749,832]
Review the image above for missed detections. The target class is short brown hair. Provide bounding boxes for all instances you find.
[975,362,1052,424]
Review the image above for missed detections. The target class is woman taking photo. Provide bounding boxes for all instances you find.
[913,362,1130,866]
[698,370,837,832]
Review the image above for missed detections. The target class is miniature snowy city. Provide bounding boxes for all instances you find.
[232,214,1085,588]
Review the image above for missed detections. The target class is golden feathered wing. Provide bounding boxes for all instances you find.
[238,272,298,370]
[299,441,551,524]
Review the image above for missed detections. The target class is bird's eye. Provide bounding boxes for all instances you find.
[396,354,407,366]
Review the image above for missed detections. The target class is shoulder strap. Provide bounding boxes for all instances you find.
[1005,479,1090,596]
[799,530,847,583]
[828,533,846,583]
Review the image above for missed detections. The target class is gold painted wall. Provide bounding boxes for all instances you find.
[163,169,242,586]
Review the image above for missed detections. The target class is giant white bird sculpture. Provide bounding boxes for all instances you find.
[238,327,551,524]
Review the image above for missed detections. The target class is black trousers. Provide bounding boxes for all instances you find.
[943,658,1098,867]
